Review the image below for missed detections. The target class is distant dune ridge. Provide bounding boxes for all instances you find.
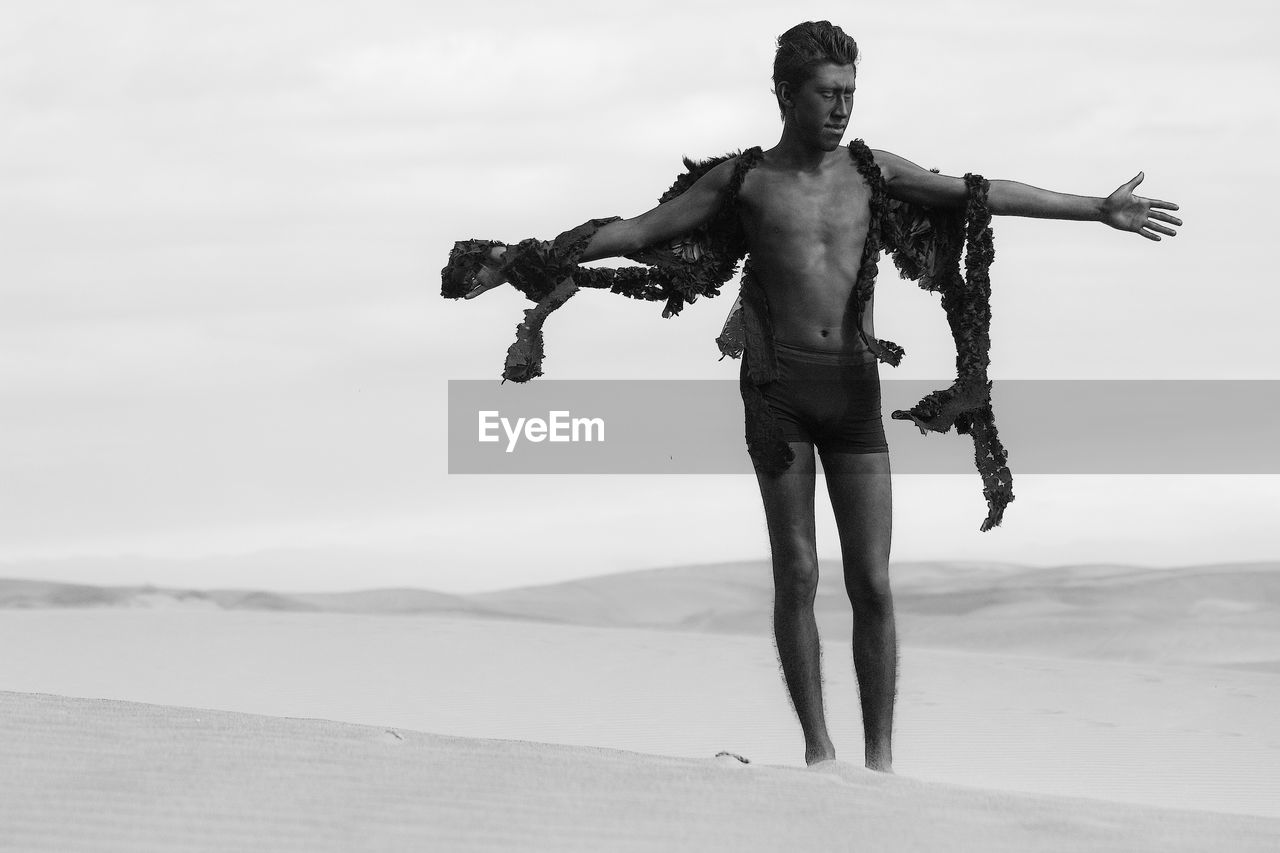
[3,560,1277,670]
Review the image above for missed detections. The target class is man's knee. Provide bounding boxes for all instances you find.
[773,553,821,605]
[844,563,893,614]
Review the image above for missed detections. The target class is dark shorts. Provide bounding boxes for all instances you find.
[741,338,889,455]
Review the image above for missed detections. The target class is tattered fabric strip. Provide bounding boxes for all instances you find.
[879,174,1014,530]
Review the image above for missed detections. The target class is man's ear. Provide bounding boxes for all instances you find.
[775,80,793,111]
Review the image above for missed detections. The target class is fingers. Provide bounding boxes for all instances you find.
[1149,199,1179,211]
[1145,220,1177,237]
[1149,210,1182,226]
[463,260,509,298]
[1138,228,1161,241]
[1127,171,1144,189]
[464,274,497,299]
[461,246,510,298]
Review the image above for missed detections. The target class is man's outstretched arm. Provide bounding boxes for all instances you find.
[872,149,1182,241]
[463,157,740,299]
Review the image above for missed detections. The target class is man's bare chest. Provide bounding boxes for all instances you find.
[736,164,873,252]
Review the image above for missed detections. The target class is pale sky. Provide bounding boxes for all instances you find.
[2,0,1278,592]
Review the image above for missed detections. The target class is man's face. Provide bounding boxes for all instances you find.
[785,62,856,151]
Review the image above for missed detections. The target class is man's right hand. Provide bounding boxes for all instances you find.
[464,246,509,299]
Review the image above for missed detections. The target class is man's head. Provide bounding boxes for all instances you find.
[772,21,859,118]
[772,22,859,149]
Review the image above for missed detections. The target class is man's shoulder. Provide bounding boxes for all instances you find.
[683,147,762,176]
[661,149,759,203]
[856,142,899,179]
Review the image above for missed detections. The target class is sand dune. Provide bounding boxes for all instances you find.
[3,691,1278,852]
[0,608,1276,818]
[2,561,1278,846]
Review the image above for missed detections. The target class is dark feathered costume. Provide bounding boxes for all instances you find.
[441,139,1014,530]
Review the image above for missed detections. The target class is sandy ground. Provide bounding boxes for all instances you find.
[1,561,1277,849]
[4,691,1279,853]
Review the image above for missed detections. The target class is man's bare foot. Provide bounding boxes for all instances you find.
[807,759,869,784]
[865,759,895,774]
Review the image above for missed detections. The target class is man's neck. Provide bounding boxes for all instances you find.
[770,124,846,172]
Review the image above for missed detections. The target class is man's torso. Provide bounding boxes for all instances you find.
[735,148,875,353]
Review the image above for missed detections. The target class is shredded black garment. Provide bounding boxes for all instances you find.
[441,139,1014,530]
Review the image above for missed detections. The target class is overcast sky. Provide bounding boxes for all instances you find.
[3,0,1278,592]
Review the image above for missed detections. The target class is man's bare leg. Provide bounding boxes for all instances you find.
[751,440,836,765]
[820,448,896,772]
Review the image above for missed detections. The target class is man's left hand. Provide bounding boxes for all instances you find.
[1102,173,1182,241]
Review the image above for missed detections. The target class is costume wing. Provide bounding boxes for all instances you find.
[440,152,752,382]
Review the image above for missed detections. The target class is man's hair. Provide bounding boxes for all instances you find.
[772,21,859,120]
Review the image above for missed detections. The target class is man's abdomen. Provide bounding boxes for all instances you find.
[759,274,876,354]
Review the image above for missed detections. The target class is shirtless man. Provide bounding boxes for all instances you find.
[461,21,1180,773]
